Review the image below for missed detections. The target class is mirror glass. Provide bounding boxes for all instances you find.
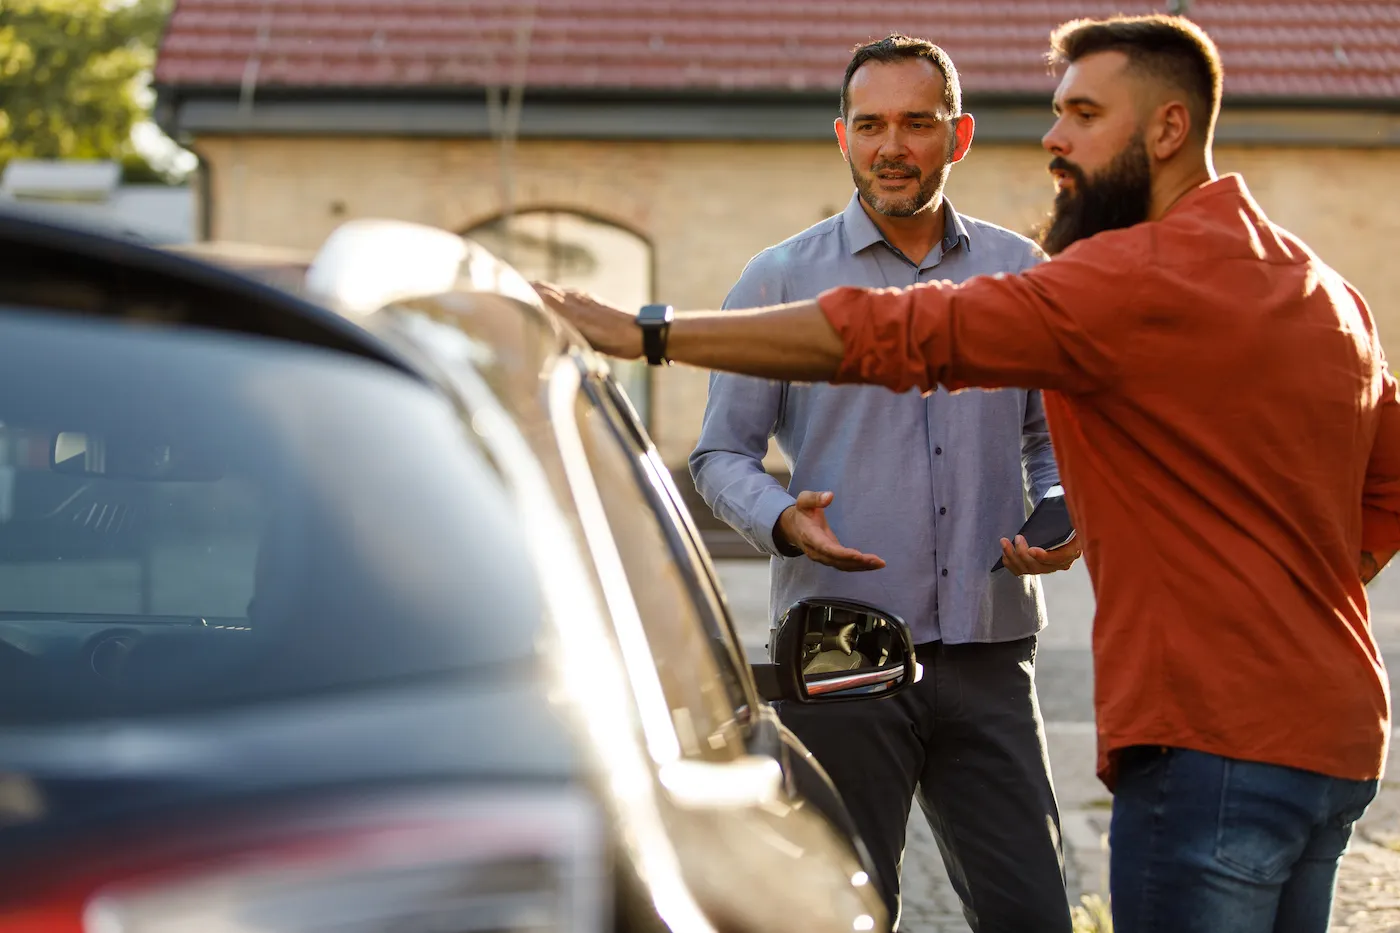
[800,603,911,699]
[51,432,222,481]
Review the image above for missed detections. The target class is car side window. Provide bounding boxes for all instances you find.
[573,383,750,762]
[600,380,756,702]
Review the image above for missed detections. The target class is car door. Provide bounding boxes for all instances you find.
[571,368,886,926]
[592,375,880,859]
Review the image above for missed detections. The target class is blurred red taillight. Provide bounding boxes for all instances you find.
[0,788,607,933]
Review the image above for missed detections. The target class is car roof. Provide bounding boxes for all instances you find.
[0,209,422,380]
[291,217,596,430]
[0,209,603,448]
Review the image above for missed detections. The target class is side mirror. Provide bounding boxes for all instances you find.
[753,597,920,704]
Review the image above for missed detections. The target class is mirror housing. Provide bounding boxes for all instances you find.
[754,597,920,704]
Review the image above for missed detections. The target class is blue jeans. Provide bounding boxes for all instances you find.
[1110,746,1377,933]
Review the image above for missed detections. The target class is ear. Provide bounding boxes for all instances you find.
[950,113,976,164]
[834,117,851,163]
[1149,100,1192,162]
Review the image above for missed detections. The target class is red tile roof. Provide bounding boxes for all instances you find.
[155,0,1400,101]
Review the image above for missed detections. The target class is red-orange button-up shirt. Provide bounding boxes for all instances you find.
[818,174,1400,788]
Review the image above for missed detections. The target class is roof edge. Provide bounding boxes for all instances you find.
[154,82,1400,110]
[154,86,1400,147]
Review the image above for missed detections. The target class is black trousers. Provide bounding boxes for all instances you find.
[777,636,1072,933]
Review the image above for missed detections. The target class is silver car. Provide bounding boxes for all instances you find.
[0,212,920,933]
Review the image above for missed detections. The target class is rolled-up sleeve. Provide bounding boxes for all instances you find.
[690,249,798,556]
[816,232,1147,396]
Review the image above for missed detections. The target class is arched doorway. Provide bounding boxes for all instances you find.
[464,210,654,426]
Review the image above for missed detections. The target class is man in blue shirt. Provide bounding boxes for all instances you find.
[690,36,1079,931]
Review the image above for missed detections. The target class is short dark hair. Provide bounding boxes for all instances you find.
[840,34,962,122]
[1049,15,1223,143]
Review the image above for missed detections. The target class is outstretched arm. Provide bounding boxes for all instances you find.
[535,232,1145,396]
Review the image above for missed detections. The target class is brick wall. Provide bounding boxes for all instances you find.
[196,135,1400,467]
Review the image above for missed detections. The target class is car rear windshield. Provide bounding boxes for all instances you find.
[0,308,541,724]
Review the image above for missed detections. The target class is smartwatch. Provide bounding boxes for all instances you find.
[636,303,675,366]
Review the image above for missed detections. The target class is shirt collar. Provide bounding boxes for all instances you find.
[1162,173,1249,221]
[943,199,973,254]
[841,190,973,261]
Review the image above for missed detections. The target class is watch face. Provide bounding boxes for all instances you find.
[638,304,674,325]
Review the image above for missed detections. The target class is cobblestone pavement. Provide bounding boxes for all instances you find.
[1334,783,1400,933]
[714,558,1400,932]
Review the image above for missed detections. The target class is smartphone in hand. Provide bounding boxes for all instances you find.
[991,485,1075,572]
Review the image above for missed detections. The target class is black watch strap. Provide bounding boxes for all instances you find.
[636,304,675,366]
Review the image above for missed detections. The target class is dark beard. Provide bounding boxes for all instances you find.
[851,158,950,218]
[1037,133,1152,256]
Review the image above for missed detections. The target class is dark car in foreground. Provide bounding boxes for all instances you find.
[0,212,919,933]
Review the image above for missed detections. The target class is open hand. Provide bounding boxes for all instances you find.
[533,282,643,359]
[778,491,885,572]
[998,534,1082,576]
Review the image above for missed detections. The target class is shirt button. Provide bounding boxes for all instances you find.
[935,447,943,455]
[939,507,947,515]
[941,568,948,577]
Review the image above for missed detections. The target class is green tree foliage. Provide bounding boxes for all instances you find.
[0,0,173,173]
